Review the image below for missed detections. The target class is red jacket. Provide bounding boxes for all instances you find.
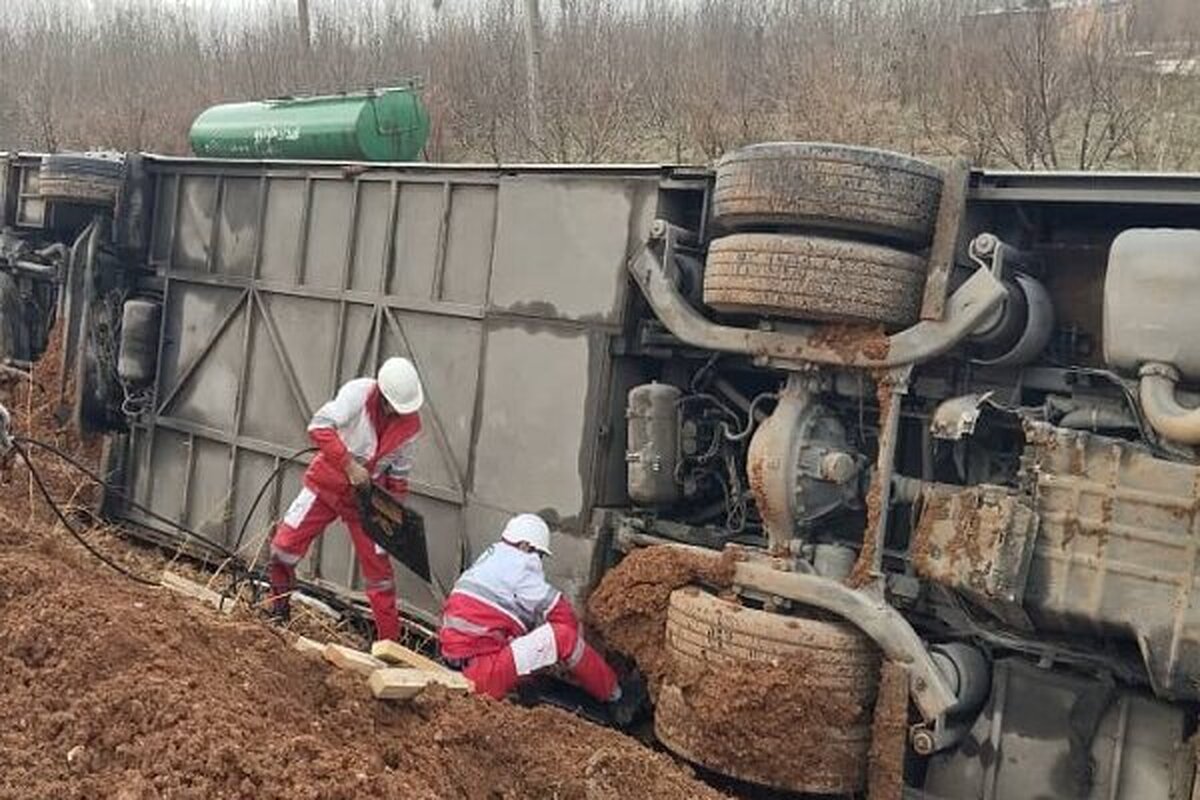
[439,540,579,660]
[303,378,421,514]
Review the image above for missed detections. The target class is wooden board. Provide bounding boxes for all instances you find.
[323,643,387,676]
[371,639,452,675]
[293,636,326,657]
[368,667,472,701]
[160,571,233,615]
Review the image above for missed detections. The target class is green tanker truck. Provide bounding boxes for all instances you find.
[189,86,429,161]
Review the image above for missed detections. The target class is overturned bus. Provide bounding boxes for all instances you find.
[3,140,1200,799]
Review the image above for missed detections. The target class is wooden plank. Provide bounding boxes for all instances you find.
[323,643,387,676]
[371,639,452,675]
[160,571,233,614]
[293,636,326,657]
[368,667,472,701]
[920,158,971,322]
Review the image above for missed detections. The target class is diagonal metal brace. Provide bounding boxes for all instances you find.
[734,560,958,721]
[630,221,1007,370]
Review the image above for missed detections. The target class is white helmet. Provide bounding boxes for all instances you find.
[501,513,553,556]
[377,357,424,414]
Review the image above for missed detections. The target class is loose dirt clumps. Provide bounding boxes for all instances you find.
[655,660,873,793]
[591,548,880,794]
[0,335,727,800]
[0,530,728,800]
[586,545,736,696]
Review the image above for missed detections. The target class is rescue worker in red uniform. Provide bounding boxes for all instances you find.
[439,513,625,706]
[267,357,424,643]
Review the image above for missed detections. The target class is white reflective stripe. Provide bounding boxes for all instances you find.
[366,578,394,592]
[453,586,529,633]
[564,626,586,668]
[510,623,558,676]
[270,545,304,566]
[442,614,505,639]
[282,487,318,528]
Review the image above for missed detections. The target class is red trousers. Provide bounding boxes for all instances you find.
[267,487,401,642]
[454,619,617,702]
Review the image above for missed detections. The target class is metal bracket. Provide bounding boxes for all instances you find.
[633,221,1006,370]
[733,559,958,721]
[920,158,971,322]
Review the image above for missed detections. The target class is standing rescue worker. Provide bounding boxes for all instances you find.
[439,513,627,708]
[267,357,423,643]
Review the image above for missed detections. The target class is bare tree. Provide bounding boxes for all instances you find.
[297,0,312,53]
[0,0,1198,169]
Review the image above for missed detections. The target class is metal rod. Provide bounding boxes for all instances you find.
[870,368,912,578]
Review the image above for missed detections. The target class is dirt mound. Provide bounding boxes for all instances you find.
[590,546,881,795]
[586,545,736,696]
[0,530,726,800]
[655,663,871,792]
[0,333,726,800]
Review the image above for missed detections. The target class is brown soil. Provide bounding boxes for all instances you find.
[586,546,737,698]
[0,536,726,800]
[809,324,890,363]
[655,660,872,793]
[0,338,728,800]
[591,549,880,794]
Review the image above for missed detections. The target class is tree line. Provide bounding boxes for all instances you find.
[0,0,1197,170]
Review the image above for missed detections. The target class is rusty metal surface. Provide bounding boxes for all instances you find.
[867,661,910,800]
[629,225,1007,370]
[911,483,1037,629]
[1022,421,1200,700]
[920,158,970,322]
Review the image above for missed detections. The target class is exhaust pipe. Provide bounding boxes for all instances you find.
[1139,363,1200,444]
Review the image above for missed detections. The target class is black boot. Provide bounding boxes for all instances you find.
[608,672,648,728]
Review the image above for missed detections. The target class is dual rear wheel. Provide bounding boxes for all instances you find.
[703,142,944,328]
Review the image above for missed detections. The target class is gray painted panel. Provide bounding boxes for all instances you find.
[186,438,233,541]
[166,303,245,431]
[151,174,177,262]
[239,308,310,448]
[259,180,305,283]
[350,183,392,293]
[489,176,654,321]
[230,449,285,557]
[157,283,244,414]
[390,184,442,298]
[174,175,216,272]
[146,429,191,523]
[380,310,481,489]
[471,324,594,525]
[259,293,340,408]
[339,303,376,384]
[127,161,663,626]
[441,186,496,305]
[304,180,354,289]
[216,177,260,276]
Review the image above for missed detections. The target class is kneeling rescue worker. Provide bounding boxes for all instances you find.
[440,513,637,718]
[267,357,423,643]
